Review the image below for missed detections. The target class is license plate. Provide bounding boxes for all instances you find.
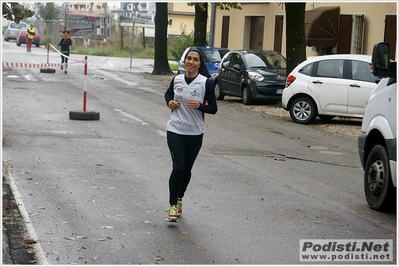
[276,89,283,94]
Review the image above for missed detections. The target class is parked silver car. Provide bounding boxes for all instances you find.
[4,21,27,41]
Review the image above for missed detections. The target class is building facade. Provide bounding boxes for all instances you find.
[213,2,397,59]
[167,2,195,37]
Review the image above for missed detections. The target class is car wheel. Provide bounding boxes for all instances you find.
[4,37,9,41]
[242,86,253,105]
[318,115,335,121]
[289,96,317,124]
[35,43,40,47]
[364,144,396,211]
[16,41,21,46]
[69,110,100,120]
[214,82,224,100]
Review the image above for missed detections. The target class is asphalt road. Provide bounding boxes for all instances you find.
[2,41,396,265]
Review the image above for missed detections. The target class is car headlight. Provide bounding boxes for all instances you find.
[248,71,264,82]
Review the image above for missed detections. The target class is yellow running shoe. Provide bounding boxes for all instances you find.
[166,205,179,222]
[177,200,182,218]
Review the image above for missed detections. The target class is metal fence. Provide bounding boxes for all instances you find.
[32,19,139,48]
[33,19,98,46]
[34,20,61,46]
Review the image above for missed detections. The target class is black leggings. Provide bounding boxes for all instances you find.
[167,131,203,205]
[61,51,70,64]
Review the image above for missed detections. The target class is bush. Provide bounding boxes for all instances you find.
[169,24,193,62]
[40,35,52,46]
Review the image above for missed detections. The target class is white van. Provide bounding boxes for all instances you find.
[358,42,397,211]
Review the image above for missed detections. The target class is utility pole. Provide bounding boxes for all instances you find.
[64,3,68,30]
[129,3,138,69]
[209,3,216,47]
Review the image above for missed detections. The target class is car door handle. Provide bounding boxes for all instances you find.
[350,84,361,87]
[312,80,323,84]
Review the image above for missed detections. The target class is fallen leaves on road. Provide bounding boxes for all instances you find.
[23,239,37,244]
[154,256,164,261]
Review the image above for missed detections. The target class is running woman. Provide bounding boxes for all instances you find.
[164,47,218,222]
[58,30,73,74]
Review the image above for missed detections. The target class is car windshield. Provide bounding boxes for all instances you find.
[244,52,286,69]
[204,50,228,63]
[11,23,26,29]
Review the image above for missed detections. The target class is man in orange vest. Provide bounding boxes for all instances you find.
[26,25,35,52]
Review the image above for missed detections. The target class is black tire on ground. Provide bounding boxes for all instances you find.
[214,82,224,100]
[16,42,21,46]
[69,110,100,120]
[364,144,396,211]
[40,68,56,73]
[242,86,253,105]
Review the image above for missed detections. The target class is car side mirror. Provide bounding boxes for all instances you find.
[371,42,390,78]
[233,64,241,71]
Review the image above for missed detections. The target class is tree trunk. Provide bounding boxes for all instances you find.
[285,3,306,75]
[152,3,173,75]
[193,3,208,46]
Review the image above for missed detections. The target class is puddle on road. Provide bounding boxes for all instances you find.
[210,147,272,156]
[319,151,345,155]
[308,146,328,150]
[308,145,345,155]
[211,145,346,157]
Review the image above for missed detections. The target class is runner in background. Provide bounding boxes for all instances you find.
[58,30,73,74]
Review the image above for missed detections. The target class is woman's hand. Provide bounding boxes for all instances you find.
[186,98,201,109]
[168,100,181,111]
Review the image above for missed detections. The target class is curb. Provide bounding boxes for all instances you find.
[2,159,49,265]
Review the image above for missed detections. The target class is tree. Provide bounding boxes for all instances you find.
[285,3,306,75]
[188,3,242,46]
[152,3,173,75]
[151,2,242,75]
[34,2,60,20]
[2,2,34,23]
[193,3,208,46]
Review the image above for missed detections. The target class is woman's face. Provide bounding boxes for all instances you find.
[184,51,201,75]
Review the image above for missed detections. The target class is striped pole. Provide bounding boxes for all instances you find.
[46,43,50,64]
[39,43,56,73]
[69,55,100,120]
[83,56,87,112]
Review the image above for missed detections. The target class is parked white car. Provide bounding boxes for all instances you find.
[282,54,378,124]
